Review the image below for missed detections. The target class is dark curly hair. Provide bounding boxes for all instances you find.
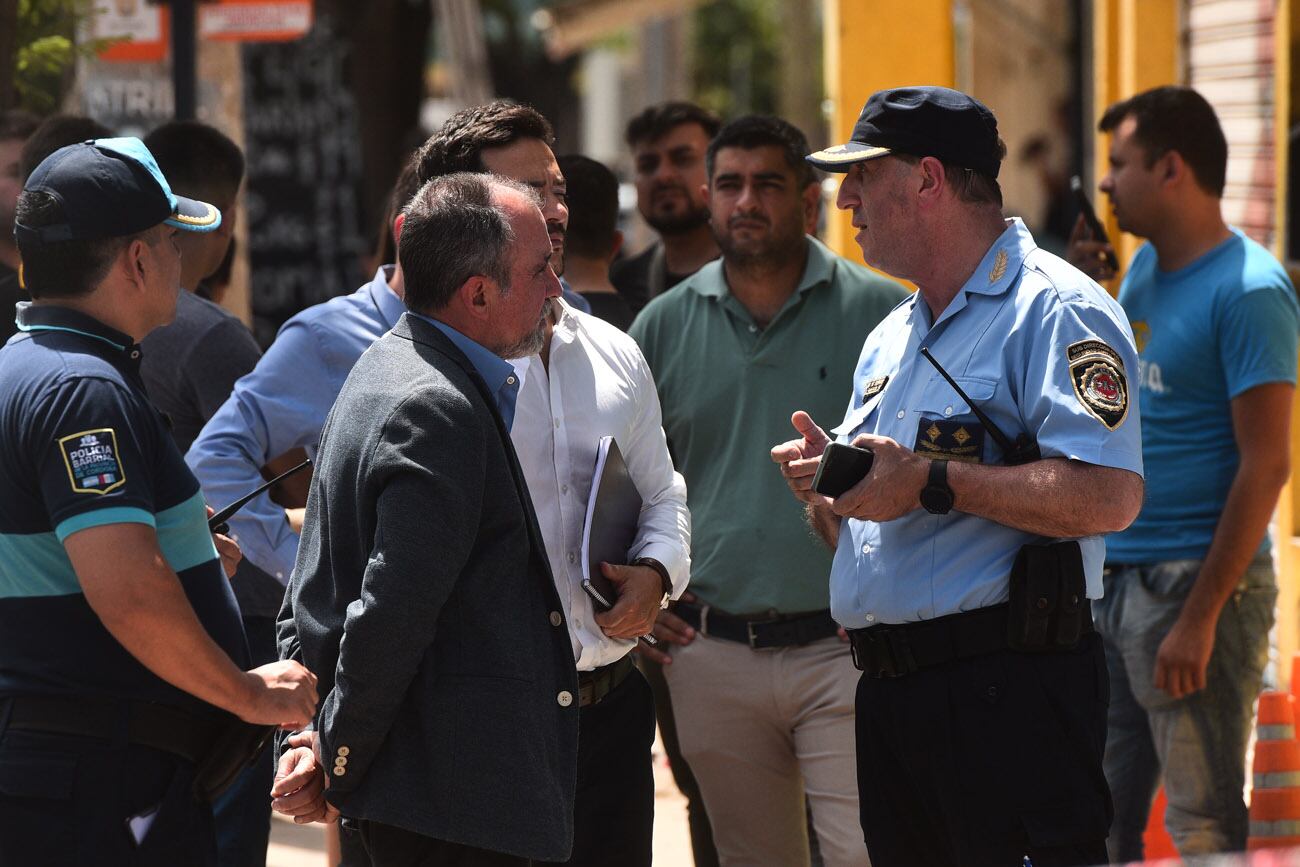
[415,101,554,183]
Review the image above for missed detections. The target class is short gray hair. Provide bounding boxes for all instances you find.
[398,172,540,313]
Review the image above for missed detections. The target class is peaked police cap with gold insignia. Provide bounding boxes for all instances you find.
[806,86,1002,178]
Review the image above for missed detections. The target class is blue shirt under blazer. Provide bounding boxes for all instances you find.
[830,219,1144,628]
[278,313,579,861]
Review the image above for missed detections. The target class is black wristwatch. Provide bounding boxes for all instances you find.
[919,459,954,515]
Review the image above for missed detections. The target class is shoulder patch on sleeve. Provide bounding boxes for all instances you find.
[58,428,126,494]
[1067,340,1129,430]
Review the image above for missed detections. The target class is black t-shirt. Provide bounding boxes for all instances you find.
[578,291,635,332]
[610,243,697,313]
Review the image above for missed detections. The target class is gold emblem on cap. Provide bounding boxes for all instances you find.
[989,250,1008,283]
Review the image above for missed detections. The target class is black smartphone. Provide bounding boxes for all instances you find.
[1069,175,1119,272]
[812,443,875,498]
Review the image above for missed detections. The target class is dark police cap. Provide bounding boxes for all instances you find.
[806,86,1002,178]
[15,137,220,249]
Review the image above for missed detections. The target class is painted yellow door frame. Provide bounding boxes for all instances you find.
[821,0,954,263]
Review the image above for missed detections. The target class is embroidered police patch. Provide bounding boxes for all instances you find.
[1067,340,1128,430]
[861,375,889,403]
[58,428,126,494]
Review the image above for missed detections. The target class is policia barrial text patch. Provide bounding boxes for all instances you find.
[1067,340,1129,430]
[58,428,126,494]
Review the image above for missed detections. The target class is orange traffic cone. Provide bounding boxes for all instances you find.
[1141,786,1178,860]
[1248,691,1300,850]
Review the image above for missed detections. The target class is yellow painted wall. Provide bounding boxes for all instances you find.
[821,0,954,262]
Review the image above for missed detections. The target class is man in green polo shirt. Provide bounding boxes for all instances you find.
[629,115,905,867]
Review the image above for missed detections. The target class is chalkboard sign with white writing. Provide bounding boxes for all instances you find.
[241,13,367,346]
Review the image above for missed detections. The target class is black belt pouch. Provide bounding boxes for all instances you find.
[192,719,276,801]
[1007,541,1086,652]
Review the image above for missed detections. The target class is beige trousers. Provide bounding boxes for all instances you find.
[664,633,869,867]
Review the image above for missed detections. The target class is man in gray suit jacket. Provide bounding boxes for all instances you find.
[276,173,577,865]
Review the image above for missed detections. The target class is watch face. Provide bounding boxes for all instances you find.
[921,485,953,515]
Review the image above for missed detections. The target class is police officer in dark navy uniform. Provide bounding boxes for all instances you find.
[0,138,319,866]
[773,88,1146,866]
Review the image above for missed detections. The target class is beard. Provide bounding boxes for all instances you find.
[645,202,711,237]
[498,303,551,360]
[713,217,805,271]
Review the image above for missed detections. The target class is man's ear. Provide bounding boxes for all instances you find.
[456,274,495,320]
[1160,150,1185,188]
[916,156,946,204]
[393,213,406,247]
[123,236,150,292]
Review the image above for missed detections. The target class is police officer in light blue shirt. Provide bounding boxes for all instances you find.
[772,87,1145,867]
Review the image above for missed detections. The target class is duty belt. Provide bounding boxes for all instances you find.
[578,654,635,707]
[3,694,222,764]
[674,601,839,650]
[846,602,1094,678]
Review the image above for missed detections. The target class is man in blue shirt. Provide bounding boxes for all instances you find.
[774,87,1145,866]
[1068,86,1299,860]
[0,138,318,865]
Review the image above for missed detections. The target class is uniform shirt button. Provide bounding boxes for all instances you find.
[896,410,905,419]
[865,614,875,623]
[549,611,563,627]
[333,766,347,777]
[557,691,574,707]
[337,746,350,757]
[507,376,516,385]
[861,544,871,554]
[944,406,953,417]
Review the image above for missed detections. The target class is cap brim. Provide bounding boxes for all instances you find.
[166,195,222,233]
[805,142,892,172]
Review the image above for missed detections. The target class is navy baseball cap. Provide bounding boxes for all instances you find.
[806,86,1002,178]
[14,136,221,248]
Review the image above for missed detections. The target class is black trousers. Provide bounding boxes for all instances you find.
[636,656,718,867]
[357,820,530,866]
[0,726,215,866]
[544,665,656,867]
[855,633,1112,867]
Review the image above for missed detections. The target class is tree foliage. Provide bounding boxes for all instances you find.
[15,0,114,113]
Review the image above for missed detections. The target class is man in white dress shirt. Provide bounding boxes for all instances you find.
[511,293,690,867]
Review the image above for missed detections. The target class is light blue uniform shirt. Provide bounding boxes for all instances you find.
[829,219,1144,628]
[187,267,406,583]
[411,313,521,431]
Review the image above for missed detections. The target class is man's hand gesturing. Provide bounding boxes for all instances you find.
[771,411,834,506]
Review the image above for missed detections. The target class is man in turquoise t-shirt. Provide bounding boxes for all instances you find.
[1070,86,1300,860]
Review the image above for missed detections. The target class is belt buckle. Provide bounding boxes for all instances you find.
[746,612,782,650]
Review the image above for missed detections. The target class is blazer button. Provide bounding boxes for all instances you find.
[550,611,563,627]
[334,756,348,768]
[557,691,574,707]
[337,746,350,757]
[333,766,347,777]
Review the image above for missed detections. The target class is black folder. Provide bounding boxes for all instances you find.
[580,436,644,610]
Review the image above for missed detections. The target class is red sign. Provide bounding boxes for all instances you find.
[92,0,169,63]
[199,0,314,43]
